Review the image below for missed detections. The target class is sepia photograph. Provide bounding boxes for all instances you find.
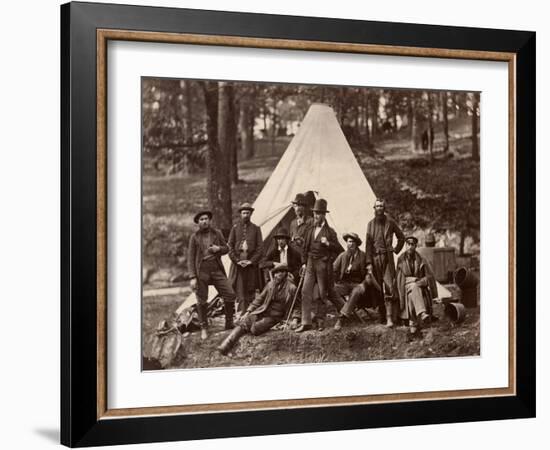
[141,78,481,370]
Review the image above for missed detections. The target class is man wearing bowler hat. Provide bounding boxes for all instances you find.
[365,198,405,327]
[396,236,438,335]
[296,198,345,333]
[261,227,302,283]
[217,264,296,356]
[332,232,376,330]
[227,202,264,316]
[187,210,236,340]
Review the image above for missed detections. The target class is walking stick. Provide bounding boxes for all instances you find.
[283,273,304,330]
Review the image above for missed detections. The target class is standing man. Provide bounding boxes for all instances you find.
[287,193,314,328]
[296,198,344,333]
[396,236,438,334]
[217,265,296,356]
[365,198,405,327]
[289,193,314,251]
[228,202,264,316]
[187,210,236,340]
[332,232,375,330]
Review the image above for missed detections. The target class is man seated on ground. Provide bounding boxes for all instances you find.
[260,227,302,284]
[396,236,438,335]
[333,233,376,330]
[218,265,297,356]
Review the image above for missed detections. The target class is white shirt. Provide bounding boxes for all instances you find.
[279,245,288,265]
[314,221,326,239]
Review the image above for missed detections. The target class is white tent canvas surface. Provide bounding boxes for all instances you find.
[178,103,450,313]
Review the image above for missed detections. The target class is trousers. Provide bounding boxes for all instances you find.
[301,257,344,325]
[196,266,236,305]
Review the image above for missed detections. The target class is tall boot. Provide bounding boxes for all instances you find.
[384,298,394,328]
[196,303,209,340]
[217,326,246,355]
[224,301,235,330]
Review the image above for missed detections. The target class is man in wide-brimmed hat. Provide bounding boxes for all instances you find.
[188,210,236,340]
[217,264,296,356]
[227,202,264,316]
[261,227,302,283]
[332,232,377,330]
[365,198,405,327]
[396,236,438,335]
[295,198,345,333]
[289,193,314,252]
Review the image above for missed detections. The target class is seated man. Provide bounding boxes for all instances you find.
[217,264,297,356]
[333,232,376,330]
[396,236,438,334]
[260,227,302,284]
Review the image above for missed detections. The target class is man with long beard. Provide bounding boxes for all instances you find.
[365,199,405,327]
[227,202,264,317]
[188,210,236,340]
[295,198,344,333]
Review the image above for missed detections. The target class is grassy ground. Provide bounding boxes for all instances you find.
[142,293,480,369]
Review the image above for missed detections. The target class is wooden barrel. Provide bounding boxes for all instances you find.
[454,267,479,307]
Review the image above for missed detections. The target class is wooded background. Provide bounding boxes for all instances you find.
[142,79,480,285]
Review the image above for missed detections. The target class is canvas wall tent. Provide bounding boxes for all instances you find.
[177,103,450,314]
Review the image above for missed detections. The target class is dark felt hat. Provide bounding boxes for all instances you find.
[291,193,307,206]
[405,235,419,244]
[343,232,362,246]
[303,191,316,208]
[238,202,255,213]
[312,198,329,213]
[271,264,289,274]
[273,227,291,240]
[193,210,212,224]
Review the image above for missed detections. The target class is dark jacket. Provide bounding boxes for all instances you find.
[261,244,302,280]
[247,278,297,319]
[289,216,314,251]
[227,221,263,265]
[187,227,229,279]
[302,221,343,264]
[333,248,368,284]
[365,215,405,272]
[227,220,263,290]
[396,251,437,314]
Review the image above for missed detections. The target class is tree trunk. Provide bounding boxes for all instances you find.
[362,90,371,149]
[218,82,239,185]
[200,81,232,236]
[239,91,254,160]
[442,91,450,152]
[409,94,418,152]
[427,92,434,163]
[183,80,193,144]
[471,93,480,161]
[369,91,378,141]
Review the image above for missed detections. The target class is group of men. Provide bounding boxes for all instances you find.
[187,194,438,356]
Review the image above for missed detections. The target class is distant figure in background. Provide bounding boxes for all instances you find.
[217,265,296,356]
[365,198,405,327]
[261,227,302,283]
[228,203,264,317]
[187,210,236,340]
[401,212,425,247]
[296,198,345,333]
[396,236,438,335]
